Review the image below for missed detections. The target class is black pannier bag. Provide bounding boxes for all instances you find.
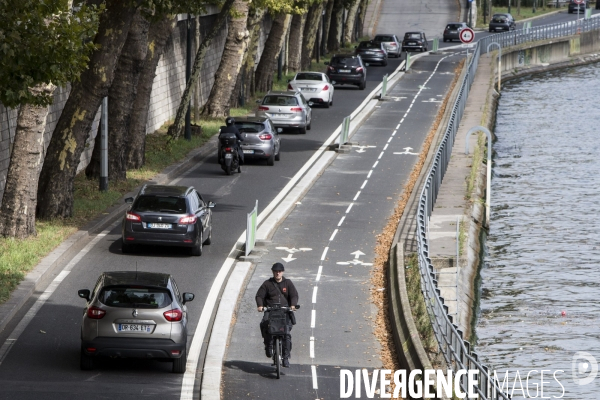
[219,132,238,146]
[267,309,289,335]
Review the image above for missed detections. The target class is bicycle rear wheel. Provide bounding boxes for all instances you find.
[274,337,281,379]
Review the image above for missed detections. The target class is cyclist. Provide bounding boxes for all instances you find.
[256,262,298,368]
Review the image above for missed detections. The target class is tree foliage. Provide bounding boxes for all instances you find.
[0,0,101,107]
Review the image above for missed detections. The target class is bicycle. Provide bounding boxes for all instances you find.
[262,304,299,379]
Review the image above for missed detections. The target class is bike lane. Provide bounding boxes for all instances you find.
[221,51,462,399]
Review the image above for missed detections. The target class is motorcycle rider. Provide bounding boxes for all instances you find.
[219,117,244,165]
[256,262,298,368]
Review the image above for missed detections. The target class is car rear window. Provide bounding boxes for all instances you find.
[235,122,265,132]
[405,33,422,39]
[263,96,298,106]
[331,57,359,66]
[295,73,323,81]
[446,24,462,29]
[492,16,506,22]
[358,42,379,49]
[375,36,394,42]
[99,286,173,308]
[133,195,186,213]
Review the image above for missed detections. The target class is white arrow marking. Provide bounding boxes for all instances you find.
[282,253,296,262]
[351,250,366,259]
[418,85,429,90]
[393,147,419,156]
[352,144,376,153]
[422,98,442,103]
[336,259,373,266]
[275,247,312,254]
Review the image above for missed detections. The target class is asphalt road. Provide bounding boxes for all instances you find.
[0,57,405,400]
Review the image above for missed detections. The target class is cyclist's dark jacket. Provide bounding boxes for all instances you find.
[255,277,299,308]
[219,125,244,142]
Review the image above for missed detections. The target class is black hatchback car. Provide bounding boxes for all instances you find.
[325,54,367,90]
[121,185,215,256]
[402,31,428,52]
[354,41,388,66]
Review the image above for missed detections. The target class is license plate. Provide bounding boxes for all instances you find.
[339,69,351,73]
[243,150,254,154]
[147,223,171,229]
[225,153,233,158]
[365,51,375,55]
[408,42,416,45]
[119,324,152,333]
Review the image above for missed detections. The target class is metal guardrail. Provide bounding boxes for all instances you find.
[414,17,600,399]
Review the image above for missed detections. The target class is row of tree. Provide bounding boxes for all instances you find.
[0,0,369,239]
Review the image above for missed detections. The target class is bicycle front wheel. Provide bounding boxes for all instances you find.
[274,337,281,379]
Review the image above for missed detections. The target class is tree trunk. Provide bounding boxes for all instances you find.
[287,13,306,73]
[167,0,237,140]
[86,10,150,181]
[357,0,368,39]
[126,16,176,170]
[0,84,55,238]
[321,0,334,55]
[254,13,292,94]
[327,0,343,52]
[200,0,250,119]
[343,0,360,44]
[229,7,267,108]
[301,2,325,70]
[194,15,201,122]
[36,0,137,219]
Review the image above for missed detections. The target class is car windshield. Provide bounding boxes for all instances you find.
[262,96,298,106]
[295,73,323,81]
[358,42,379,49]
[492,16,507,22]
[132,196,186,213]
[405,33,422,39]
[375,36,394,42]
[99,286,173,308]
[446,24,463,30]
[331,57,359,66]
[235,122,265,133]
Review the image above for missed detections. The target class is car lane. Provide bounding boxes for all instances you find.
[0,59,404,399]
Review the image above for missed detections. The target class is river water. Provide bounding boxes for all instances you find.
[475,62,600,399]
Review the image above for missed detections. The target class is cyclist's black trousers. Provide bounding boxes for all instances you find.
[260,312,292,358]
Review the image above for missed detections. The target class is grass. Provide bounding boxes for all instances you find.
[405,253,438,353]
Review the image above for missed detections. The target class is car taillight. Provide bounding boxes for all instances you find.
[290,107,303,112]
[87,306,106,319]
[258,106,269,111]
[287,83,293,90]
[356,67,364,73]
[164,309,183,322]
[224,147,232,152]
[322,85,329,91]
[390,43,397,47]
[377,50,384,54]
[259,133,272,140]
[126,212,141,222]
[178,215,197,224]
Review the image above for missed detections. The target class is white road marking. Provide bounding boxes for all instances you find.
[378,151,384,159]
[396,124,400,129]
[310,337,315,358]
[312,287,318,303]
[353,191,361,201]
[312,365,319,389]
[372,161,379,168]
[311,310,316,328]
[367,170,373,178]
[329,229,338,241]
[320,247,328,261]
[383,144,389,151]
[316,265,322,281]
[387,137,393,143]
[361,180,368,189]
[337,216,345,226]
[345,203,353,213]
[282,253,297,262]
[275,247,312,253]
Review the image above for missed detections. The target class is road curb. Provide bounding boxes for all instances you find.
[0,134,219,336]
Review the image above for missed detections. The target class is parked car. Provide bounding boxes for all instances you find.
[121,184,214,256]
[443,22,469,42]
[568,0,589,13]
[219,116,281,165]
[489,13,516,31]
[354,40,388,66]
[402,31,428,52]
[325,54,367,90]
[373,34,402,58]
[287,71,334,108]
[78,271,195,373]
[256,90,312,134]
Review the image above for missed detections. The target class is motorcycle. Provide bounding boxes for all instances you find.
[219,132,241,175]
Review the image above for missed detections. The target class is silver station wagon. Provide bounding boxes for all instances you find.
[256,90,313,134]
[78,271,195,373]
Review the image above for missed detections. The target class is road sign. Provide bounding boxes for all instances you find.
[459,27,475,44]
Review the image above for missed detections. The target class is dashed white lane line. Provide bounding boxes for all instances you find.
[378,151,384,159]
[383,144,389,151]
[320,247,329,261]
[329,229,338,241]
[311,310,316,328]
[338,216,345,227]
[396,123,400,129]
[312,287,318,303]
[367,170,373,178]
[345,203,354,213]
[372,161,379,168]
[310,337,315,358]
[361,180,368,189]
[388,137,393,143]
[353,191,361,201]
[312,365,319,389]
[316,265,322,281]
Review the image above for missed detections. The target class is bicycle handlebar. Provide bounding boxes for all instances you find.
[262,304,300,312]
